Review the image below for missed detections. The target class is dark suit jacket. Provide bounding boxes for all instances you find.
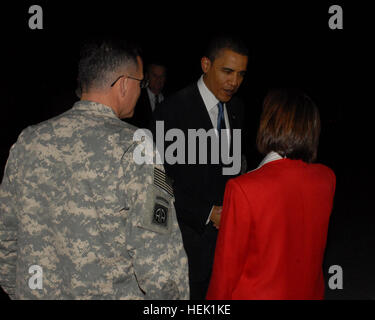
[153,83,245,281]
[126,89,154,130]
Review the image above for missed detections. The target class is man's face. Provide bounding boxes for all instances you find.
[148,64,166,95]
[201,49,248,103]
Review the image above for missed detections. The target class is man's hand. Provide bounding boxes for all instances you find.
[210,205,222,229]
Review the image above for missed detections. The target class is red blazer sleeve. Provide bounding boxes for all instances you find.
[206,178,252,300]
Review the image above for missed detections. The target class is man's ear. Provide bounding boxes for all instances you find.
[119,76,128,97]
[201,56,211,73]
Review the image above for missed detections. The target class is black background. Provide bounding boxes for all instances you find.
[0,1,373,302]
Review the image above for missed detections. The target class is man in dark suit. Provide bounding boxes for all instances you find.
[154,35,249,299]
[127,62,166,130]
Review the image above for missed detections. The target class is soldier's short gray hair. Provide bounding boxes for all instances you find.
[78,37,141,92]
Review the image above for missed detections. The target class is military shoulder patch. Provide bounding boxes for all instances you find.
[153,200,169,227]
[139,167,174,235]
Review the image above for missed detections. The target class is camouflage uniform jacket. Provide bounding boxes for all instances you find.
[0,100,189,299]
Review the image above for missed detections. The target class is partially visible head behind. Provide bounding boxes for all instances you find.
[78,37,141,93]
[201,34,249,103]
[256,89,321,163]
[146,62,167,95]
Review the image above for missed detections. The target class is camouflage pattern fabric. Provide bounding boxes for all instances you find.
[0,100,189,299]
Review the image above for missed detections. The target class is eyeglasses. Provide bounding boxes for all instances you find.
[110,75,149,89]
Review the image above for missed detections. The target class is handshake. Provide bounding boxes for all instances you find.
[210,205,222,229]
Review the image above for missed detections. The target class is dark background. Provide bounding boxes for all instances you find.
[0,1,373,300]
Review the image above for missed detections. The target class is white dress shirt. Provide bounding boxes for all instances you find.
[197,75,232,225]
[197,75,231,143]
[147,87,164,112]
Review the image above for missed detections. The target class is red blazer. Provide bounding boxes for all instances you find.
[206,158,336,300]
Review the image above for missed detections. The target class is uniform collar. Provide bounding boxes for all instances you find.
[72,100,119,119]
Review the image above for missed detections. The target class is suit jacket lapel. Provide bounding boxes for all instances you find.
[226,101,240,157]
[189,84,214,131]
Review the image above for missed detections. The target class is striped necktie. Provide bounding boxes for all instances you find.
[217,102,226,130]
[155,94,160,108]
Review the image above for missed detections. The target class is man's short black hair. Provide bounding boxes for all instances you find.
[78,37,141,92]
[204,33,249,61]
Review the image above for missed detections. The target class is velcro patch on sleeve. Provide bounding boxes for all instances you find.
[154,167,174,197]
[139,167,174,235]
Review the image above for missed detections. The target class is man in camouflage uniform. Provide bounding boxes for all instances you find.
[0,38,189,299]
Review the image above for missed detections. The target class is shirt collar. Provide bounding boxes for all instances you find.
[197,74,219,111]
[147,87,163,99]
[248,151,284,173]
[147,87,155,98]
[258,151,284,168]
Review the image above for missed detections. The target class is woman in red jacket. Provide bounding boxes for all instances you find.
[206,89,336,300]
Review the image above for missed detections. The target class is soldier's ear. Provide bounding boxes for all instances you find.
[119,77,128,97]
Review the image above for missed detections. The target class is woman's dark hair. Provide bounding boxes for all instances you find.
[256,89,321,163]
